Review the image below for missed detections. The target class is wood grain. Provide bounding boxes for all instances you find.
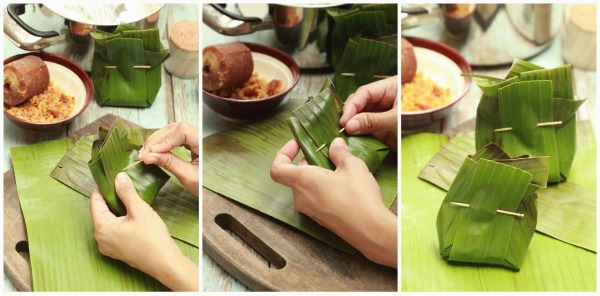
[203,188,397,291]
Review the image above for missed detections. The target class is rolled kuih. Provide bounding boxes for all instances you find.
[202,42,253,91]
[4,55,50,106]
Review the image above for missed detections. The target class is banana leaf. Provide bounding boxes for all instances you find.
[88,118,170,216]
[327,9,387,70]
[11,139,198,291]
[51,125,199,248]
[91,24,169,107]
[438,143,549,270]
[470,59,585,182]
[333,37,397,100]
[419,120,596,252]
[204,99,397,254]
[287,78,389,173]
[402,133,595,291]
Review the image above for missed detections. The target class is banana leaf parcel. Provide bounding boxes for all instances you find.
[51,123,199,248]
[11,139,198,291]
[287,78,389,173]
[471,59,585,183]
[421,121,596,252]
[204,99,397,254]
[88,117,170,216]
[91,24,169,107]
[437,143,549,270]
[402,133,595,291]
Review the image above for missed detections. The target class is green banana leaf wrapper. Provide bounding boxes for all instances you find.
[287,78,389,173]
[470,59,585,183]
[91,24,169,107]
[88,117,170,216]
[438,143,549,270]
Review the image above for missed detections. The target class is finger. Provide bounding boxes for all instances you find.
[298,157,309,166]
[143,152,197,183]
[139,123,199,158]
[340,76,398,126]
[345,108,398,135]
[270,140,301,186]
[114,172,143,215]
[328,137,361,170]
[90,187,116,225]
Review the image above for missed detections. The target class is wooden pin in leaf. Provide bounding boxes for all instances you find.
[450,201,524,218]
[537,120,562,127]
[122,160,143,171]
[315,143,326,152]
[494,127,513,132]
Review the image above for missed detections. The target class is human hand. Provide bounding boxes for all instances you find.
[270,138,397,267]
[138,122,199,196]
[90,172,199,291]
[339,76,398,151]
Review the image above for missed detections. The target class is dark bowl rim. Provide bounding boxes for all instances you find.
[202,42,301,103]
[401,36,472,116]
[3,52,94,127]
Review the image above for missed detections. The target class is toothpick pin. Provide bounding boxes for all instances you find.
[450,202,524,218]
[340,72,356,77]
[537,121,562,127]
[339,127,345,134]
[133,65,151,69]
[494,127,513,132]
[315,143,326,152]
[122,160,143,171]
[104,65,117,69]
[373,75,391,79]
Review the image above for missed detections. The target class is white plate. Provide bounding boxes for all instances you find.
[413,46,466,103]
[45,61,87,117]
[251,52,293,92]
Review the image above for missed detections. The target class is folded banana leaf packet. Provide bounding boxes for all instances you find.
[469,59,585,183]
[287,78,390,173]
[88,117,170,216]
[91,24,169,107]
[437,143,549,270]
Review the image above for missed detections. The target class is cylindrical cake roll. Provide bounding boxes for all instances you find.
[4,55,50,106]
[202,42,253,91]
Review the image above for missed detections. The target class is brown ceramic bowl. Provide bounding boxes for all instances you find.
[4,53,93,132]
[401,37,472,132]
[202,42,300,121]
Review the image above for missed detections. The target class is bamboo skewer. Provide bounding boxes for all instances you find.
[450,202,524,218]
[315,143,326,152]
[122,160,143,171]
[104,65,151,69]
[494,120,563,133]
[537,120,563,127]
[493,127,513,132]
[340,73,391,79]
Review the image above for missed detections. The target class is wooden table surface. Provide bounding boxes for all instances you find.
[3,3,199,291]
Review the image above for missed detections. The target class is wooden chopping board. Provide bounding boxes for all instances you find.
[203,189,398,291]
[3,114,141,291]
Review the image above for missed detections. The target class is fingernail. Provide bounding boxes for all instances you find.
[145,157,158,164]
[346,119,360,133]
[331,137,346,148]
[116,172,129,184]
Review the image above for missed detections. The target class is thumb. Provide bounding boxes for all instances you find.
[344,109,397,135]
[115,172,143,215]
[328,138,360,170]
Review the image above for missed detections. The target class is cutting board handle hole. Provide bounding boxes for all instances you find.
[215,213,286,269]
[15,240,30,262]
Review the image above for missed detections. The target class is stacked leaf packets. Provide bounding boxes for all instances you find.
[471,59,585,183]
[91,24,169,107]
[11,118,199,291]
[327,4,398,100]
[287,78,389,173]
[437,143,549,270]
[88,118,169,215]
